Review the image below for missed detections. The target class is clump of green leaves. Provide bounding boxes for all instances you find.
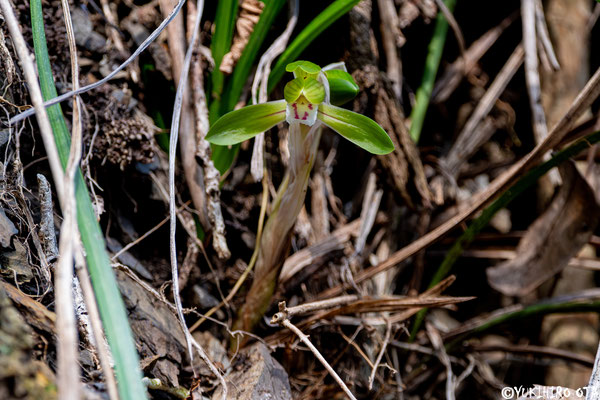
[207,60,394,155]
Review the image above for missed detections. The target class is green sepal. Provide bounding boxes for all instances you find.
[284,77,325,104]
[317,103,394,155]
[206,100,286,145]
[325,70,359,105]
[285,60,322,78]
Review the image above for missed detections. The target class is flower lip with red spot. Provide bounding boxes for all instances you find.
[286,95,318,126]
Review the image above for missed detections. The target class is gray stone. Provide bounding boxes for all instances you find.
[212,343,291,400]
[0,208,17,248]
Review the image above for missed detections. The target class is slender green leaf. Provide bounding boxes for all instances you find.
[206,100,287,145]
[318,103,394,154]
[221,0,286,114]
[209,0,239,121]
[325,69,359,105]
[408,0,457,143]
[212,0,287,174]
[447,296,600,348]
[268,0,361,92]
[30,1,146,399]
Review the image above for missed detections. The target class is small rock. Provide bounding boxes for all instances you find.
[0,130,9,147]
[212,342,291,400]
[0,208,17,248]
[193,331,230,378]
[71,8,106,52]
[0,240,35,284]
[192,285,220,309]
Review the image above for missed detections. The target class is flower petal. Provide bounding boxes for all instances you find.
[285,60,322,78]
[302,78,326,104]
[206,100,287,145]
[317,103,394,155]
[284,77,304,103]
[284,77,325,104]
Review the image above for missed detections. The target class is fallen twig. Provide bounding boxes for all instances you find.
[368,320,392,390]
[277,312,358,400]
[376,0,402,99]
[189,0,230,259]
[522,0,558,186]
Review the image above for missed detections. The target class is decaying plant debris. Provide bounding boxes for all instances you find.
[3,0,600,399]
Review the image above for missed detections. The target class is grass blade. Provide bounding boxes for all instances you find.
[221,0,287,114]
[30,1,146,399]
[212,0,287,173]
[268,0,361,93]
[447,293,600,347]
[208,0,238,122]
[408,0,457,143]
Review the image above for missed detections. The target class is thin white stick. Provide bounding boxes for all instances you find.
[169,0,201,369]
[9,0,188,124]
[533,0,559,71]
[54,0,83,397]
[167,2,227,398]
[368,320,392,390]
[522,0,549,144]
[521,0,560,185]
[587,342,600,400]
[282,319,357,400]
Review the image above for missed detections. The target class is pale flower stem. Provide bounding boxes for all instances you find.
[233,122,322,337]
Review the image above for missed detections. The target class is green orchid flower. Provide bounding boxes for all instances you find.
[206,60,394,155]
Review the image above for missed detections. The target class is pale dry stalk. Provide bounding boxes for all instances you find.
[234,122,322,336]
[55,0,83,395]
